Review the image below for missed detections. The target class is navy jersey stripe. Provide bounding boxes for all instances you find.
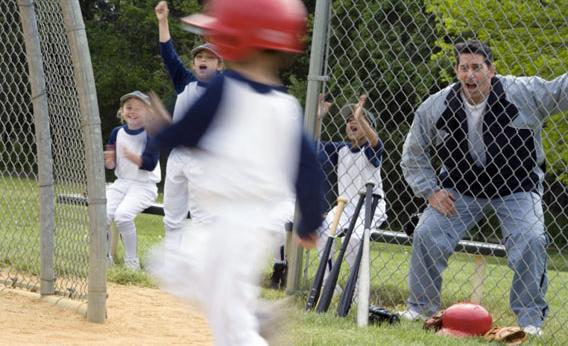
[155,73,225,149]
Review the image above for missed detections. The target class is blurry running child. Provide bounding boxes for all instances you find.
[155,1,223,249]
[146,0,323,344]
[104,91,161,270]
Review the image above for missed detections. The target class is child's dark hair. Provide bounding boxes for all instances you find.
[454,40,493,66]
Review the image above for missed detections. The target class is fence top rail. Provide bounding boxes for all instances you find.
[370,229,507,258]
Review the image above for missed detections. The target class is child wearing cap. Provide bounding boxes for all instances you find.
[104,91,161,270]
[146,0,323,344]
[155,1,223,250]
[316,94,388,273]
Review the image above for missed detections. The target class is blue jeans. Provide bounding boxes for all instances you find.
[407,190,548,327]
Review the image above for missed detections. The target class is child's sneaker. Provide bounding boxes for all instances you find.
[124,257,141,271]
[522,325,543,337]
[398,309,428,321]
[270,262,287,290]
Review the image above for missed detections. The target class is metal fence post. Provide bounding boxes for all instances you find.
[286,0,332,294]
[18,0,56,297]
[59,0,107,323]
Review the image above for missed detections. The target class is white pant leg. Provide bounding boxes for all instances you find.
[203,216,270,346]
[106,180,128,224]
[150,202,273,346]
[183,153,211,226]
[106,180,128,258]
[113,182,158,260]
[163,149,190,247]
[344,199,387,268]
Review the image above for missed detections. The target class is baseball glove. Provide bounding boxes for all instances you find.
[484,327,528,345]
[423,309,444,332]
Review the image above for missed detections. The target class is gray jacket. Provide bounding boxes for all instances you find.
[401,73,568,200]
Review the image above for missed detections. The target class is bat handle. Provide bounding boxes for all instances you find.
[329,197,348,237]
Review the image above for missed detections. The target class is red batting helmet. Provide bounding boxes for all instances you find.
[437,303,493,337]
[181,0,307,61]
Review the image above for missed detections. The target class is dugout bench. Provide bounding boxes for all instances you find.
[58,193,506,303]
[57,193,191,260]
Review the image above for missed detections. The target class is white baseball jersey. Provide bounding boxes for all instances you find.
[160,39,217,237]
[108,125,161,183]
[149,70,324,345]
[154,70,323,235]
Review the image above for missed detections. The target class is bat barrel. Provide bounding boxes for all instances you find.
[357,182,375,326]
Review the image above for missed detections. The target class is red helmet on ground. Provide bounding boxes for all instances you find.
[438,303,493,337]
[181,0,307,61]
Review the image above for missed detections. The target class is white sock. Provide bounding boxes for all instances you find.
[164,230,184,250]
[116,221,137,260]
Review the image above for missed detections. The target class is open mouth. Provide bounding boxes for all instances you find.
[464,82,478,92]
[198,65,208,71]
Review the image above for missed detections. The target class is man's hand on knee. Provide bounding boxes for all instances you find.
[427,189,456,217]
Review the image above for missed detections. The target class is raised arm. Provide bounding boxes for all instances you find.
[155,1,171,43]
[353,95,379,147]
[156,2,195,93]
[315,93,332,139]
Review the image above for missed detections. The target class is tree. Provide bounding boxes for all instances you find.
[425,0,568,184]
[83,0,202,139]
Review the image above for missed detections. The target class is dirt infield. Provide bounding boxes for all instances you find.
[0,283,212,345]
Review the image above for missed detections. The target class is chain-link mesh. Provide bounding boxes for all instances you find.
[305,0,567,343]
[0,0,92,300]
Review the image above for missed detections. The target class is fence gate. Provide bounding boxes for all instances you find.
[0,0,106,322]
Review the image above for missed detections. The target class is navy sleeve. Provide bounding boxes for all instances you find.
[160,39,196,94]
[139,134,160,171]
[295,134,325,239]
[154,74,225,150]
[107,126,120,145]
[317,141,342,211]
[319,141,342,166]
[363,139,384,167]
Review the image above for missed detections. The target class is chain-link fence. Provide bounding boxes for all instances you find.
[0,0,106,322]
[300,0,567,343]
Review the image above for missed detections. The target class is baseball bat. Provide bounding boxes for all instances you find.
[356,182,375,327]
[316,192,365,313]
[336,185,378,317]
[305,197,348,311]
[470,255,486,304]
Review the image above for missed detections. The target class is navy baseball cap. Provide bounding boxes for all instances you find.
[191,43,222,60]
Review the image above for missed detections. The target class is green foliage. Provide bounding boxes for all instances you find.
[82,0,204,140]
[322,0,442,225]
[424,0,568,183]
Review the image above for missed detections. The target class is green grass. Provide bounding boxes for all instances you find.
[114,211,567,345]
[1,179,567,344]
